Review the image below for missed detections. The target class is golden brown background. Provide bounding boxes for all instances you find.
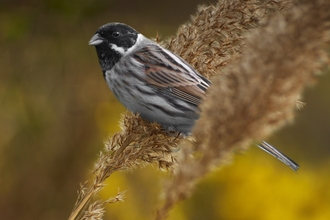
[1,0,330,219]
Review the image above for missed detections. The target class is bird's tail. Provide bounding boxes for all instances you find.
[257,141,300,172]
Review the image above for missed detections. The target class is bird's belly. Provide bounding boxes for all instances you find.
[107,77,198,134]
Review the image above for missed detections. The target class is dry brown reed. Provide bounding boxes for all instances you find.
[69,0,330,219]
[165,0,292,79]
[68,114,182,220]
[156,0,330,219]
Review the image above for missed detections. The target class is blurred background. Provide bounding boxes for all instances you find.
[1,0,330,219]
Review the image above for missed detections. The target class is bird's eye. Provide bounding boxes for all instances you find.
[112,32,120,38]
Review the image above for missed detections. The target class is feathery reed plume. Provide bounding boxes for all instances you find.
[165,0,292,79]
[156,0,330,219]
[79,191,125,220]
[69,113,181,220]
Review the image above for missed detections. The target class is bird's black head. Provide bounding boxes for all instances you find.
[89,23,139,72]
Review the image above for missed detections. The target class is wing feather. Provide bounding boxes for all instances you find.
[133,44,211,106]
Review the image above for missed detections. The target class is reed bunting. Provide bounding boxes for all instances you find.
[89,22,299,171]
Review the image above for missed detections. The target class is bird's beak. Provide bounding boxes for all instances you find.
[88,33,104,46]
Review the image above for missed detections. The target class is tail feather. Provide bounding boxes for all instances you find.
[257,141,299,172]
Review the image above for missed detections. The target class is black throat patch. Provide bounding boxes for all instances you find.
[95,45,122,78]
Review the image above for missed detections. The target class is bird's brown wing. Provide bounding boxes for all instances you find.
[133,44,210,106]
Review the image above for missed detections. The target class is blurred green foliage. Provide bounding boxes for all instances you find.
[1,0,330,219]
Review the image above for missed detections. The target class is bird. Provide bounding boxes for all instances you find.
[89,22,299,171]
